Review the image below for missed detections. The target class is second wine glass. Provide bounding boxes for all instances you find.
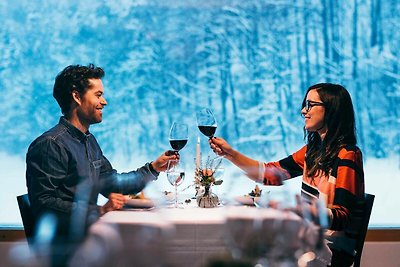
[196,108,217,139]
[166,160,185,208]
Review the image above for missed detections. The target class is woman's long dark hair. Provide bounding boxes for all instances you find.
[302,83,357,178]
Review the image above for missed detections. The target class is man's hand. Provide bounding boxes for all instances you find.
[100,193,127,215]
[151,150,180,172]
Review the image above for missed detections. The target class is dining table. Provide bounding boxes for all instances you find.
[81,197,331,267]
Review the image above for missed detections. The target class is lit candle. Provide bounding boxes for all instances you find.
[196,136,201,170]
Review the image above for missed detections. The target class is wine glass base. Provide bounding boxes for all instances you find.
[165,203,184,209]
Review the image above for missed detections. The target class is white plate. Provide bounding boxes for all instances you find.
[124,198,155,209]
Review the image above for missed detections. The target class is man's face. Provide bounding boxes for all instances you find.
[76,78,107,126]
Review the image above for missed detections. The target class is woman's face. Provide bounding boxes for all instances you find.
[301,89,327,137]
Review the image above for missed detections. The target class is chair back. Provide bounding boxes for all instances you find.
[16,194,35,244]
[349,193,375,267]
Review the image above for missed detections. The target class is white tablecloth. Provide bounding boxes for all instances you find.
[98,203,231,267]
[81,202,327,267]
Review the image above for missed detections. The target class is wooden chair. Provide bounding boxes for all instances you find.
[16,194,35,246]
[349,193,375,267]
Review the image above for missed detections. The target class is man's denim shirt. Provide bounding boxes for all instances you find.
[26,117,158,235]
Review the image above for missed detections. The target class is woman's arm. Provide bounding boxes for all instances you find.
[209,137,264,182]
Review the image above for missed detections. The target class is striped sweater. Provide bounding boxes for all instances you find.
[262,145,365,255]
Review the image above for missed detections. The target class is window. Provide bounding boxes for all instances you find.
[1,0,399,228]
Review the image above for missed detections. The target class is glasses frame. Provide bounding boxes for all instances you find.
[304,100,325,112]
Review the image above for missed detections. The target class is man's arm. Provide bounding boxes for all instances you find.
[26,138,75,216]
[98,151,178,197]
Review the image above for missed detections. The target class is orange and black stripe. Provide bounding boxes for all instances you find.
[263,145,364,231]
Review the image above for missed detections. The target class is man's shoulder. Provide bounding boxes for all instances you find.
[28,123,68,150]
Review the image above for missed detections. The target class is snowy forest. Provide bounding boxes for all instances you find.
[0,0,399,225]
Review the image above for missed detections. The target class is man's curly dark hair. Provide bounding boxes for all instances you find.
[53,64,105,115]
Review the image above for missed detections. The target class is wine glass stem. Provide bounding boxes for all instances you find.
[175,184,178,208]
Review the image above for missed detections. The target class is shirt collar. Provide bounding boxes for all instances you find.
[59,116,91,142]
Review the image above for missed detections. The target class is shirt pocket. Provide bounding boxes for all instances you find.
[92,159,102,178]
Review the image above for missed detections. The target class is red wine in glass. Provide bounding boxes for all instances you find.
[196,108,217,138]
[170,139,188,151]
[198,126,216,138]
[169,122,188,152]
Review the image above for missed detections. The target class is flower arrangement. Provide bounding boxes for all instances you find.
[195,156,223,208]
[195,155,223,188]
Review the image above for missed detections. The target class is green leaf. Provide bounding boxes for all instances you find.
[214,180,223,185]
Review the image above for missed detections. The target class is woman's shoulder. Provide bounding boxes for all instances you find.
[339,144,362,153]
[337,144,363,160]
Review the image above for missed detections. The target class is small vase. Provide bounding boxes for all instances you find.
[196,185,219,208]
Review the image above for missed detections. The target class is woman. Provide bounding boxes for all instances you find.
[209,83,364,267]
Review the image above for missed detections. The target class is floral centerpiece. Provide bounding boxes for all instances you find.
[195,156,223,208]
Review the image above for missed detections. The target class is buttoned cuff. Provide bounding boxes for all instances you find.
[146,162,159,179]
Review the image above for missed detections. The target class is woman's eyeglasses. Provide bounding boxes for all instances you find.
[304,100,324,112]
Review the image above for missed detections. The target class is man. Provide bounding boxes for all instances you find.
[26,64,177,243]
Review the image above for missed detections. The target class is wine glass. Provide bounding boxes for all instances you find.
[169,122,188,152]
[196,108,217,139]
[166,159,185,208]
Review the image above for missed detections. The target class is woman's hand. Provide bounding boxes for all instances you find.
[209,136,262,182]
[100,193,127,215]
[209,137,235,160]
